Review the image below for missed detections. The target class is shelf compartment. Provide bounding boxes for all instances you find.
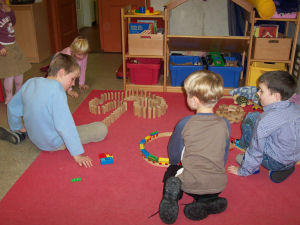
[167,35,250,53]
[128,33,164,56]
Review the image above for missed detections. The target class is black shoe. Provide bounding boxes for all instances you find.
[159,177,181,224]
[205,197,227,214]
[184,201,208,221]
[269,166,295,183]
[0,127,26,144]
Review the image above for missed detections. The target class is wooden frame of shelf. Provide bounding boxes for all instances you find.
[122,0,300,94]
[233,0,300,85]
[164,0,250,94]
[121,6,168,92]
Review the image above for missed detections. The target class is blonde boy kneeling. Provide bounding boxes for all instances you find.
[159,70,230,223]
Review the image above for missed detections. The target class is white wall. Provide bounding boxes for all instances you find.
[76,0,96,30]
[151,0,229,36]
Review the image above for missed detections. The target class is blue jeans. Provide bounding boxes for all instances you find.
[238,153,292,172]
[261,154,293,171]
[239,112,260,149]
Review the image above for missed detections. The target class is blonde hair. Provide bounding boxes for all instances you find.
[70,36,90,55]
[184,70,224,107]
[48,53,80,77]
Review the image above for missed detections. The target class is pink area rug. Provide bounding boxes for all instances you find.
[0,90,299,225]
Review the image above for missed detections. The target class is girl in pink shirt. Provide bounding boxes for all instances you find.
[58,36,90,97]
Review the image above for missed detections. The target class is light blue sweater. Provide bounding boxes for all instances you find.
[7,78,84,156]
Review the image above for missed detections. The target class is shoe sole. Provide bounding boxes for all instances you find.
[206,197,227,214]
[184,201,208,221]
[269,166,295,183]
[0,127,18,144]
[159,177,181,224]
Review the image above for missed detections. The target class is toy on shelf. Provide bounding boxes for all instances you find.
[209,52,225,67]
[246,0,276,19]
[131,6,161,15]
[139,131,172,167]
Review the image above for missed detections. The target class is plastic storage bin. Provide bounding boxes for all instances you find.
[169,55,204,86]
[208,57,243,88]
[246,62,287,86]
[127,58,161,85]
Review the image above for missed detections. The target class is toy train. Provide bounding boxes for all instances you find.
[139,131,170,166]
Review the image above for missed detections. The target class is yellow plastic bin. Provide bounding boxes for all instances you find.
[246,62,287,86]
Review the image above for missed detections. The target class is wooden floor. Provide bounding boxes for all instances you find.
[79,25,102,53]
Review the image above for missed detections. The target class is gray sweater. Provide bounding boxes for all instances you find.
[169,113,230,194]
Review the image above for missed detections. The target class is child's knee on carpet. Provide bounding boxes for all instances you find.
[77,122,108,144]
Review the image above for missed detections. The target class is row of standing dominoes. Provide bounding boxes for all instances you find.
[89,91,125,115]
[102,102,128,127]
[133,95,167,119]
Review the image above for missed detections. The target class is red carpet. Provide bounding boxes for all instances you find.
[0,90,299,225]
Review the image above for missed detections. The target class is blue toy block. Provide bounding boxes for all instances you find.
[141,149,149,158]
[100,157,114,165]
[140,139,146,144]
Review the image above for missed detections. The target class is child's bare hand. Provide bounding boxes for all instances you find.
[0,48,7,56]
[67,90,79,98]
[73,155,93,168]
[227,165,239,175]
[79,84,89,90]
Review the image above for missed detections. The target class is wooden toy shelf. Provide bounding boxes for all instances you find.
[121,0,299,93]
[164,0,250,93]
[121,6,167,92]
[232,0,300,85]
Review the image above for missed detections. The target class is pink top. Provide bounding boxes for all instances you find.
[58,47,88,86]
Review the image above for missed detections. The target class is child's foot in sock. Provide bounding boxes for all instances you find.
[0,127,26,144]
[269,166,295,183]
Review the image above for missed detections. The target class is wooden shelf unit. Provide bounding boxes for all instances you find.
[233,0,300,85]
[122,0,300,93]
[121,6,168,92]
[164,0,250,94]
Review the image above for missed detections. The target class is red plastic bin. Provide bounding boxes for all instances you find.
[127,58,161,85]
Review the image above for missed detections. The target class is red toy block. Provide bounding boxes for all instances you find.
[98,153,107,159]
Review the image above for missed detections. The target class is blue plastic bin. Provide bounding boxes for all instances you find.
[208,57,242,88]
[169,55,204,86]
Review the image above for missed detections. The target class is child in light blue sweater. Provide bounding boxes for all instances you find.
[1,54,107,168]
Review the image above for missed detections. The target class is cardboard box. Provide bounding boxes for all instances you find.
[128,34,163,56]
[252,37,292,60]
